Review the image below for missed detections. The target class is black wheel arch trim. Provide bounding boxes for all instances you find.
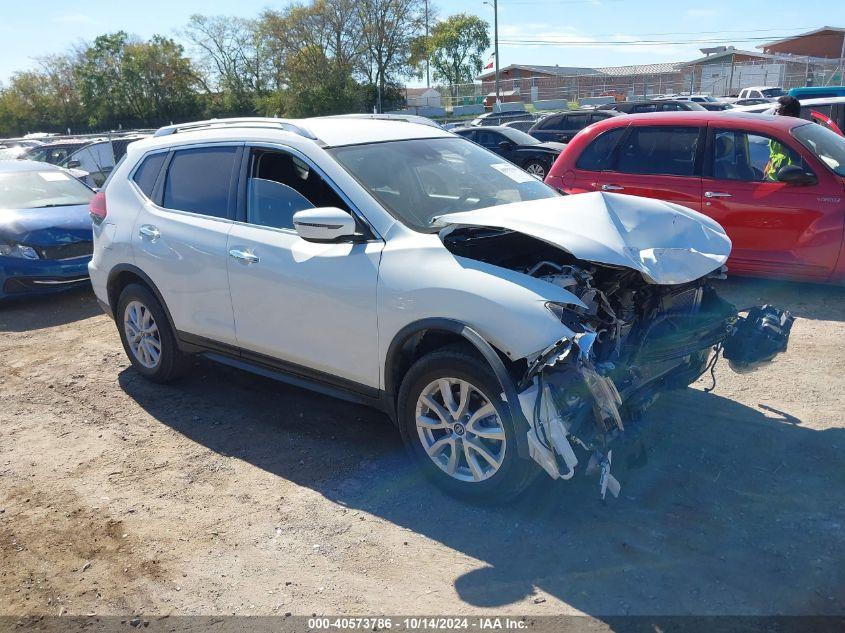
[385,318,531,458]
[105,264,178,333]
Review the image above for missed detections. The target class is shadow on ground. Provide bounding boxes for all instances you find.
[118,353,845,622]
[0,286,101,332]
[714,276,845,322]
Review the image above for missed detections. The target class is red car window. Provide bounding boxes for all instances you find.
[616,126,701,176]
[575,128,626,171]
[711,130,803,182]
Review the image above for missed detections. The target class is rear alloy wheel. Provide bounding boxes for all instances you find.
[124,300,162,370]
[398,346,538,502]
[523,160,548,179]
[117,283,188,383]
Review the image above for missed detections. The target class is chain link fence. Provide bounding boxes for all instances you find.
[423,58,844,112]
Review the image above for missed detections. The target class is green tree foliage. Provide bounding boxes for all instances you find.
[75,32,199,128]
[0,0,464,136]
[423,14,490,89]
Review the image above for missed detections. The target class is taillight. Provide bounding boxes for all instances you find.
[89,191,107,225]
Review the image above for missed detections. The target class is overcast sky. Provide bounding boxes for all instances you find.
[0,0,837,85]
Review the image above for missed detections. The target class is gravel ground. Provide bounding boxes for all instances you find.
[1,277,844,621]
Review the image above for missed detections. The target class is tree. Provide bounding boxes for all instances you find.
[281,45,363,117]
[119,37,200,125]
[256,1,366,117]
[74,32,201,128]
[183,14,268,115]
[0,72,55,135]
[35,54,84,131]
[356,0,427,111]
[424,13,489,92]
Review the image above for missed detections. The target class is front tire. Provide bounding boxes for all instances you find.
[397,347,538,502]
[116,283,188,383]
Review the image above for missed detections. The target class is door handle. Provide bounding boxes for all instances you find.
[228,248,260,264]
[601,184,625,191]
[705,191,732,198]
[138,224,160,241]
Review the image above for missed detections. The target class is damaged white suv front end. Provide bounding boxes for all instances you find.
[421,192,793,500]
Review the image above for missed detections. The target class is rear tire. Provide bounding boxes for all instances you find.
[523,159,548,179]
[397,346,538,503]
[116,283,189,383]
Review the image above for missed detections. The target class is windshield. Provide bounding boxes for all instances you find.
[330,137,558,232]
[0,169,93,209]
[793,122,845,177]
[0,146,27,160]
[499,127,540,145]
[761,88,786,98]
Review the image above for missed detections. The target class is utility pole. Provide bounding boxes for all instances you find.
[425,0,430,88]
[493,0,500,105]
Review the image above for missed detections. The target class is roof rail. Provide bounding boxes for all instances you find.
[153,118,319,141]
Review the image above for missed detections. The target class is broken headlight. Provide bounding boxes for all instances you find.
[545,301,589,333]
[0,241,39,260]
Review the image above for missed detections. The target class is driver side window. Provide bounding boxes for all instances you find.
[711,130,803,182]
[246,149,350,230]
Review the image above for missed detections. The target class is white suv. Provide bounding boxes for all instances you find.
[89,117,792,502]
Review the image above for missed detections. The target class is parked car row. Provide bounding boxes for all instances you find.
[0,132,150,187]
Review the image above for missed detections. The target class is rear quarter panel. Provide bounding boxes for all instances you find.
[88,151,144,307]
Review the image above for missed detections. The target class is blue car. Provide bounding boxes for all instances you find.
[0,160,95,300]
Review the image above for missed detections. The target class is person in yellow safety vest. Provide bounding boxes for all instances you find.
[765,96,801,180]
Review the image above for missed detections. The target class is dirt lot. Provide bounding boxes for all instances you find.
[1,278,844,621]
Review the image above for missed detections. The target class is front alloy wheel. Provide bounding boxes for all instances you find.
[397,346,538,502]
[415,378,507,482]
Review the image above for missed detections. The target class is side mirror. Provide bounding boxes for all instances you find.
[293,207,358,243]
[776,164,817,186]
[66,159,81,169]
[498,140,514,150]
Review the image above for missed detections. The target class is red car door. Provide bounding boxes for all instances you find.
[701,124,844,281]
[596,124,705,211]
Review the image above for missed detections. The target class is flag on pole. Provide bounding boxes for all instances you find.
[484,53,495,70]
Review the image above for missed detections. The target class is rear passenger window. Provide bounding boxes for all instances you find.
[535,115,563,130]
[163,147,237,218]
[563,114,589,129]
[615,126,701,176]
[575,128,626,171]
[131,153,167,198]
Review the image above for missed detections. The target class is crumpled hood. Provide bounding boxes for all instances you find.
[436,192,731,285]
[0,204,93,246]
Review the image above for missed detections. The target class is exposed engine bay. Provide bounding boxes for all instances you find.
[443,226,795,499]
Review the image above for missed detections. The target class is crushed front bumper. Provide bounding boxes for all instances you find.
[0,256,91,300]
[515,303,794,499]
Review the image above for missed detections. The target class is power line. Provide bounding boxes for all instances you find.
[498,34,806,46]
[507,26,817,38]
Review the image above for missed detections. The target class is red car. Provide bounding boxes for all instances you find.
[546,112,845,283]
